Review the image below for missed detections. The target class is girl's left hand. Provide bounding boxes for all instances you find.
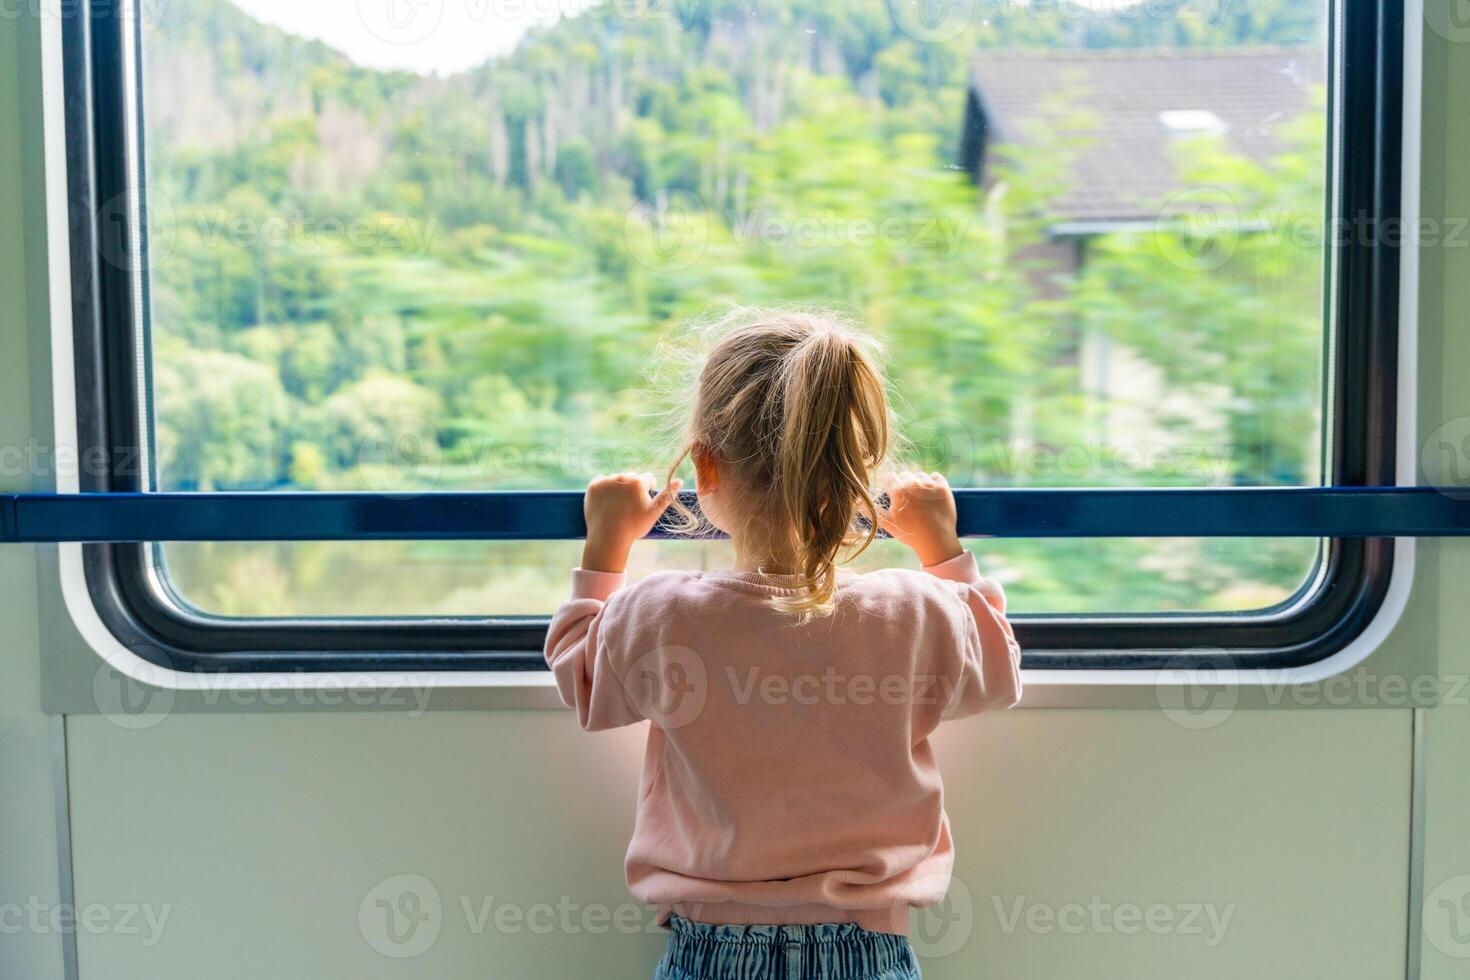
[880,470,963,567]
[582,473,683,574]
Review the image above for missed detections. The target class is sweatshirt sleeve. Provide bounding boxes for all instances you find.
[543,568,645,731]
[922,551,1023,719]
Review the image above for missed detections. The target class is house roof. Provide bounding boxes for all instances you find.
[964,47,1325,226]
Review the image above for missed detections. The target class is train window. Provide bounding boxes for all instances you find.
[66,0,1400,670]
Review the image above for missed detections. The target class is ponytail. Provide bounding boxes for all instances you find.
[666,309,892,619]
[771,328,888,617]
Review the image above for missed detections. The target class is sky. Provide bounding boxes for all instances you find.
[225,0,594,75]
[220,0,1173,77]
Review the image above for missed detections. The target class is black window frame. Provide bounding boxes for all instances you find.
[62,0,1404,673]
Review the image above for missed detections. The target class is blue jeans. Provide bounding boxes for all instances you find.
[654,916,922,980]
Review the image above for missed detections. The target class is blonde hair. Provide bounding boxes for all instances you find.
[664,308,893,619]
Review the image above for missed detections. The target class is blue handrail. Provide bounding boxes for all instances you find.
[2,487,1469,543]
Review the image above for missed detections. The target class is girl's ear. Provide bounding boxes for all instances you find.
[692,446,719,492]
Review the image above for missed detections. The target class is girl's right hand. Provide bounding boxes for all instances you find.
[582,472,683,574]
[880,470,964,567]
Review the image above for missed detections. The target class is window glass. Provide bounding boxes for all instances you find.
[139,0,1330,618]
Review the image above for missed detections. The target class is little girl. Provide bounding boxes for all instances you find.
[545,309,1021,980]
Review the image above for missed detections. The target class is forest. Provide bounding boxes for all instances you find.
[139,0,1331,618]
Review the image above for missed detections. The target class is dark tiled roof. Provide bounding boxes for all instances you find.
[965,48,1325,225]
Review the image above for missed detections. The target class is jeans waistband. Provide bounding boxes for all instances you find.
[661,915,916,980]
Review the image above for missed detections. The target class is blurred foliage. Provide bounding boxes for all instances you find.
[144,0,1327,615]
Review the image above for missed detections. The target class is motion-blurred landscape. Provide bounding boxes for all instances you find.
[141,0,1331,618]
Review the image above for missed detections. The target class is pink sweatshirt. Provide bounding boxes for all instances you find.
[543,551,1022,935]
